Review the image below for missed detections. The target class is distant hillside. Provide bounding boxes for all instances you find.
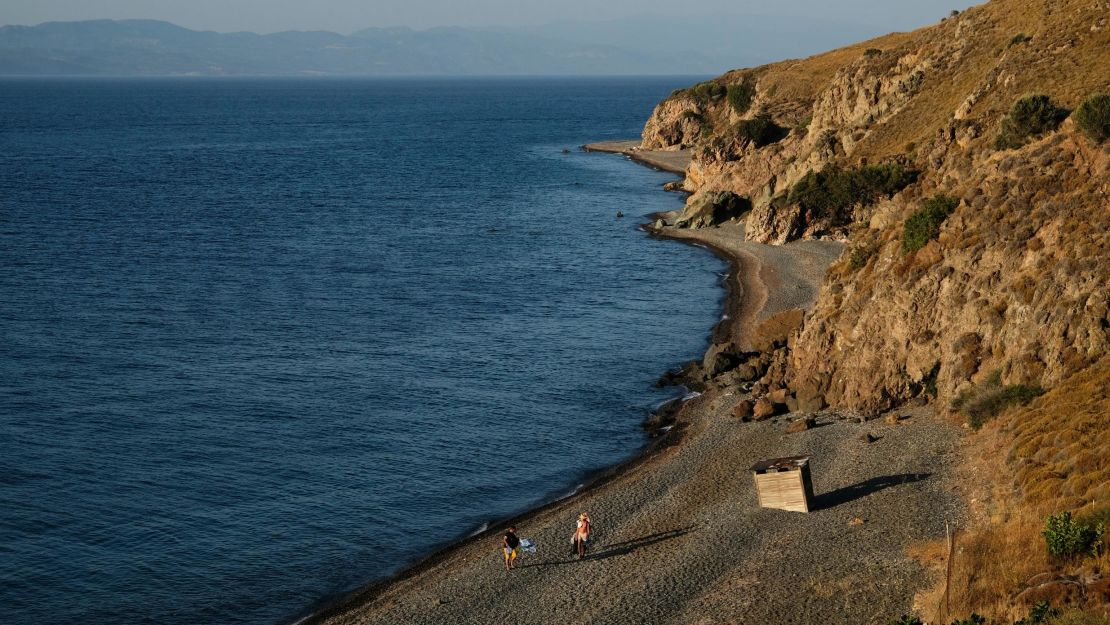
[0,12,972,77]
[0,19,722,76]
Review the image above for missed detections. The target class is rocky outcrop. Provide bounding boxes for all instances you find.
[673,191,750,229]
[641,0,1110,416]
[641,95,705,150]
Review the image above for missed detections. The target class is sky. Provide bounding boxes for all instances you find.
[1,0,982,34]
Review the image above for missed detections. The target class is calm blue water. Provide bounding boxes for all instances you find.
[0,77,724,625]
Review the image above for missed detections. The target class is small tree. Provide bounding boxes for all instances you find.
[903,194,958,253]
[996,94,1068,149]
[1044,511,1105,559]
[727,81,756,114]
[690,81,726,103]
[1074,93,1110,144]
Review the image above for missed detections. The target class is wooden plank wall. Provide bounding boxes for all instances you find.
[754,471,810,512]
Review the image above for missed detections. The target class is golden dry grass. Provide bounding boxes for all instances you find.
[857,0,1110,159]
[919,357,1110,622]
[682,0,1109,160]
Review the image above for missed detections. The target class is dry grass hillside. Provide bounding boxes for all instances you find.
[916,357,1110,624]
[640,0,1110,622]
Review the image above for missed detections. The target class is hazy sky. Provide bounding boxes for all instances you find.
[2,0,980,34]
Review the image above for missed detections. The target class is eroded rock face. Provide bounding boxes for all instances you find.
[790,133,1110,415]
[641,95,704,150]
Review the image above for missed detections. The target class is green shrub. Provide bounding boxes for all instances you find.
[856,163,920,200]
[1015,601,1060,625]
[1044,512,1105,559]
[1008,33,1032,47]
[737,113,786,147]
[789,166,858,220]
[789,163,918,223]
[680,110,704,122]
[864,48,883,57]
[690,81,726,103]
[889,617,924,625]
[951,369,1045,429]
[1074,94,1110,144]
[996,94,1069,149]
[950,616,989,625]
[727,81,756,114]
[902,194,958,253]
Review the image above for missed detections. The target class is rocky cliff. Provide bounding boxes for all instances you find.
[646,0,1110,416]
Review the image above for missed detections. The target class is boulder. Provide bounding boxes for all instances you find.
[702,342,740,378]
[786,416,816,433]
[673,191,751,229]
[732,400,754,420]
[752,398,777,420]
[767,388,789,404]
[734,363,760,382]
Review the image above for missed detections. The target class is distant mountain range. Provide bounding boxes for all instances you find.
[0,17,898,76]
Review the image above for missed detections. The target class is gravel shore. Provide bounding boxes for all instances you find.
[305,155,967,625]
[313,401,965,625]
[582,140,692,174]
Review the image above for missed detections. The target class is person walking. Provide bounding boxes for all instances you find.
[502,526,521,570]
[572,513,591,559]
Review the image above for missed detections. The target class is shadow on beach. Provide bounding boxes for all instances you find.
[520,527,694,568]
[815,473,932,511]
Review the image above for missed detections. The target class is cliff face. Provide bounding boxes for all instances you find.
[645,0,1110,415]
[791,131,1109,414]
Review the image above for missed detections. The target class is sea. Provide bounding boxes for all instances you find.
[0,76,725,625]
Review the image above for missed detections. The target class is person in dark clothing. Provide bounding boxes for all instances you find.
[503,526,521,570]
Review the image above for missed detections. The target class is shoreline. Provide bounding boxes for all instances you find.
[582,140,691,175]
[298,143,963,625]
[295,142,736,625]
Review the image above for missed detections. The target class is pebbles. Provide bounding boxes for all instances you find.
[316,404,965,625]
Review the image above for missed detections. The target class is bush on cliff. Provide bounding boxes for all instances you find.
[737,113,786,147]
[727,81,756,114]
[995,94,1069,149]
[690,81,726,103]
[788,163,918,223]
[902,194,957,253]
[950,369,1045,429]
[1074,94,1110,144]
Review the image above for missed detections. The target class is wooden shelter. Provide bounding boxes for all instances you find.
[751,455,815,513]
